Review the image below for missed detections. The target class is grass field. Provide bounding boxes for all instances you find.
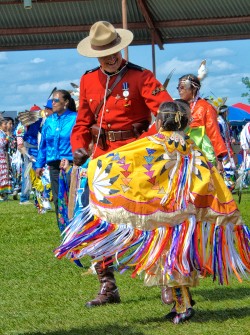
[1,191,250,335]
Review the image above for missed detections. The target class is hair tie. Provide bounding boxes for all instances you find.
[158,110,184,129]
[174,110,184,129]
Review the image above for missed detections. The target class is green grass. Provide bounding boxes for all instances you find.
[1,191,250,335]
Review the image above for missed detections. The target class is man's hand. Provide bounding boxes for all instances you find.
[73,148,89,166]
[36,168,43,178]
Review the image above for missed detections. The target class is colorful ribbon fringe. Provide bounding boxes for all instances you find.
[54,210,250,285]
[160,151,193,210]
[58,168,70,233]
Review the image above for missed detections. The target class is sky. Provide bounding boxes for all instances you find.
[0,38,250,116]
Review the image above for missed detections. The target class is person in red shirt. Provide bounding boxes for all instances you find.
[71,21,173,307]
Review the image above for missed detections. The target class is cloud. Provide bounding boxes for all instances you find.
[155,55,236,78]
[0,62,51,83]
[0,52,7,62]
[3,94,23,104]
[0,77,81,112]
[30,58,45,64]
[158,57,202,75]
[195,72,250,102]
[211,60,235,71]
[202,48,235,57]
[16,79,80,94]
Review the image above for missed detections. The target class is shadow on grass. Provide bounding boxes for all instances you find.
[193,287,250,302]
[123,286,250,305]
[135,307,250,325]
[25,324,144,335]
[123,293,159,304]
[193,306,250,323]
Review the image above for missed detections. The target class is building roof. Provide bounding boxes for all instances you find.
[0,0,250,51]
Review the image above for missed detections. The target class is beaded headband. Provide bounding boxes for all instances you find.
[179,76,200,90]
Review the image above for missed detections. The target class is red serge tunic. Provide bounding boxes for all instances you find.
[190,99,227,157]
[70,59,173,158]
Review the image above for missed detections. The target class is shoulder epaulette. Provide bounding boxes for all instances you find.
[126,62,146,72]
[84,66,100,75]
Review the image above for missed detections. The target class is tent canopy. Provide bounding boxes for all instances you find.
[0,0,250,51]
[228,106,250,125]
[231,103,250,114]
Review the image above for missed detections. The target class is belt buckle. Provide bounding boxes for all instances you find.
[108,131,116,142]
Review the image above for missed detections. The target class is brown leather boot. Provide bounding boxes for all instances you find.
[161,287,174,305]
[85,259,121,307]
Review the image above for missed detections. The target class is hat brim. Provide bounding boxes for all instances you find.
[77,29,134,58]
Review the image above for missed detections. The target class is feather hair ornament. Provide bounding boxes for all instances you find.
[198,59,208,81]
[207,92,228,114]
[71,82,80,90]
[179,60,207,90]
[68,82,79,97]
[48,87,57,100]
[163,68,176,89]
[19,110,42,126]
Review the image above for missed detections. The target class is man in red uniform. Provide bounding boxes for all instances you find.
[71,21,173,307]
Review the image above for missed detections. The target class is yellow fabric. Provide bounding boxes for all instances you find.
[29,168,52,206]
[30,168,44,193]
[88,130,240,230]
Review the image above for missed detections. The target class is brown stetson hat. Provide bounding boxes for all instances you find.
[77,21,134,58]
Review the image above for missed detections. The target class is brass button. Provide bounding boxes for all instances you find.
[125,98,128,101]
[107,124,111,128]
[90,99,92,102]
[106,109,109,113]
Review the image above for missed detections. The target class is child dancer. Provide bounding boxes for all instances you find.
[55,101,250,324]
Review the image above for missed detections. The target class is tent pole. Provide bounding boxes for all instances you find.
[151,30,156,76]
[122,0,128,60]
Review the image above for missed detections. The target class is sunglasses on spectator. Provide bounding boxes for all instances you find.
[52,98,60,103]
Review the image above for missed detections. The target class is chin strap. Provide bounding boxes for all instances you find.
[92,75,110,157]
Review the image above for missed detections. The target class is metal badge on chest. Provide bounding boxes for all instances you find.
[122,82,130,107]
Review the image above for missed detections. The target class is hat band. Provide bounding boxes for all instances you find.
[91,34,121,51]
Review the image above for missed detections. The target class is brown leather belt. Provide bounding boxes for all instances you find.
[105,129,136,142]
[90,120,149,150]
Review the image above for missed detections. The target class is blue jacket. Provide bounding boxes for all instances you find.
[24,119,42,147]
[36,109,77,168]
